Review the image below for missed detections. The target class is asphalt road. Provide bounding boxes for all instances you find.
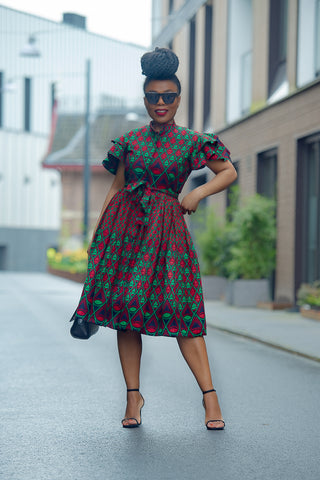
[1,273,320,480]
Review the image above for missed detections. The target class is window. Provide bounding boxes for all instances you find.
[226,0,253,123]
[203,4,213,129]
[189,173,207,240]
[24,77,32,132]
[257,149,278,299]
[296,133,320,292]
[297,0,320,86]
[268,0,288,98]
[226,160,239,218]
[168,0,174,49]
[0,72,3,128]
[188,16,196,129]
[257,148,277,199]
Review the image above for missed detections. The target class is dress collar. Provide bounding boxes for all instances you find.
[149,120,177,134]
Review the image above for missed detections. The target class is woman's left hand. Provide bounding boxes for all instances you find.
[180,190,202,215]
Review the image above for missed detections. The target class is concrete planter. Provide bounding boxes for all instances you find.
[201,275,227,300]
[48,266,86,284]
[225,279,270,307]
[300,307,320,321]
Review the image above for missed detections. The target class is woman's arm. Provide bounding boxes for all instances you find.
[87,160,125,252]
[180,159,237,215]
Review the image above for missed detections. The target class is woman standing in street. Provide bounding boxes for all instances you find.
[71,48,237,430]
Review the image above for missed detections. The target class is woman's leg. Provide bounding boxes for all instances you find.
[177,336,224,428]
[117,330,144,426]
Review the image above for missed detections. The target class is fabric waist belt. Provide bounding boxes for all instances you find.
[123,181,179,226]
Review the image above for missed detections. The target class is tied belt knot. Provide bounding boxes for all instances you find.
[124,181,178,225]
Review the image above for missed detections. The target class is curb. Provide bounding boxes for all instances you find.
[207,323,320,364]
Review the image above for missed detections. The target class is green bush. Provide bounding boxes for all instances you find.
[47,248,88,274]
[297,281,320,308]
[195,210,232,276]
[226,195,276,279]
[195,193,276,280]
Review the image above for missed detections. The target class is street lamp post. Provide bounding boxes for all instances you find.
[83,59,91,244]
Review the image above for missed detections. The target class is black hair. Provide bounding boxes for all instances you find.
[141,47,181,95]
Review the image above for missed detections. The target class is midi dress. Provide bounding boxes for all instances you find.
[72,121,231,337]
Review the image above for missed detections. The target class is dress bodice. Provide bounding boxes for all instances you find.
[103,122,231,196]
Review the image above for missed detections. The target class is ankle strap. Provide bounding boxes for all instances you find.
[127,388,139,392]
[202,388,216,395]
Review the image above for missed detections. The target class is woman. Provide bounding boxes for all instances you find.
[71,48,237,430]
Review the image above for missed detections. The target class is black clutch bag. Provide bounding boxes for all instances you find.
[70,311,99,340]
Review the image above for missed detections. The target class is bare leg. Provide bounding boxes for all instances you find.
[177,336,224,428]
[117,330,144,426]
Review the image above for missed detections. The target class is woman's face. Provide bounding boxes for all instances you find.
[144,79,181,126]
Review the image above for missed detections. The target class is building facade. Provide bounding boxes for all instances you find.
[0,5,146,271]
[153,0,320,303]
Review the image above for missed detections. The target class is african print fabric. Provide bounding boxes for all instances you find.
[73,122,231,337]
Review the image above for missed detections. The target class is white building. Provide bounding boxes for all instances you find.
[0,5,146,271]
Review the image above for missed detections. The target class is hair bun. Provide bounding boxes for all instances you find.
[141,47,179,79]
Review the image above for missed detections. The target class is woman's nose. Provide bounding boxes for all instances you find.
[157,95,165,105]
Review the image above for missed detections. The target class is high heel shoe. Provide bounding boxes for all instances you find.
[202,388,225,431]
[122,388,145,428]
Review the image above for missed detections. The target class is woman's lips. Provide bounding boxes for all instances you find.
[155,109,168,117]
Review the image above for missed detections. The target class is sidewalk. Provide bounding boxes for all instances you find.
[1,272,319,362]
[205,300,320,362]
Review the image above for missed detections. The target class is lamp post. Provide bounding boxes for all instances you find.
[20,35,91,244]
[83,59,91,244]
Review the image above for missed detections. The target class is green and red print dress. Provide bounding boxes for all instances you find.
[73,122,231,337]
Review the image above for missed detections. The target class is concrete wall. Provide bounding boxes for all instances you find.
[0,227,59,271]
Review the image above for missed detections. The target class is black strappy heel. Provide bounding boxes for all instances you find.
[122,388,145,428]
[202,388,225,431]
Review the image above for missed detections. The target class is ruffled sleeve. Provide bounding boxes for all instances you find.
[190,133,231,170]
[102,135,127,175]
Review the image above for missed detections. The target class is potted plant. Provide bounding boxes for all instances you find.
[224,194,276,307]
[194,209,228,300]
[47,247,88,283]
[297,281,320,321]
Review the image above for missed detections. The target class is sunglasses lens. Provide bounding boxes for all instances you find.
[162,93,177,104]
[145,93,159,104]
[145,92,178,104]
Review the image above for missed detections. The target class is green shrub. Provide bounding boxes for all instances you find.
[226,194,276,279]
[47,248,88,274]
[195,210,231,276]
[196,193,276,280]
[297,281,320,308]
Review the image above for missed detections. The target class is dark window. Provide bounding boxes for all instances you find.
[257,148,277,199]
[203,4,213,129]
[168,0,174,49]
[226,160,239,215]
[189,173,207,240]
[188,16,196,129]
[268,0,288,96]
[24,77,31,132]
[0,246,7,270]
[296,134,320,293]
[257,148,278,300]
[0,72,3,128]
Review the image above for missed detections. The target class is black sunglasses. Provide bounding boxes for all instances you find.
[145,92,178,105]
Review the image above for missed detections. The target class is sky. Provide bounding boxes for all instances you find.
[1,0,152,46]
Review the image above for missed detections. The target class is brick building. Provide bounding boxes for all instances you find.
[152,0,320,304]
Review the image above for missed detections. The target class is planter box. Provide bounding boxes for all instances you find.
[48,266,86,284]
[300,307,320,321]
[201,275,227,300]
[257,301,293,310]
[225,279,270,307]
